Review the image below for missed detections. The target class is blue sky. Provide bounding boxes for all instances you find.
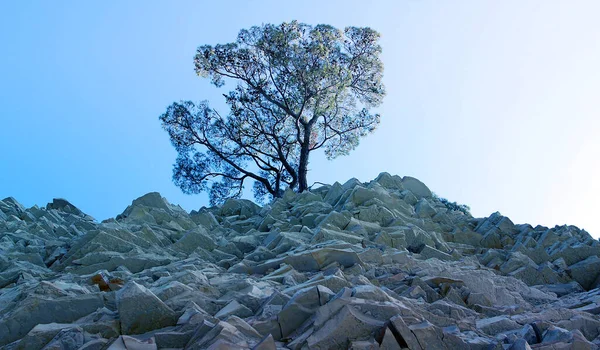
[1,1,599,237]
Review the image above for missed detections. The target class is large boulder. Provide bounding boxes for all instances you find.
[567,255,600,290]
[278,285,334,338]
[220,199,261,217]
[0,294,104,346]
[171,227,216,254]
[116,281,179,335]
[401,176,432,199]
[306,305,385,349]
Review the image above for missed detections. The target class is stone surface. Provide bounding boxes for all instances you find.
[0,174,598,349]
[116,281,179,335]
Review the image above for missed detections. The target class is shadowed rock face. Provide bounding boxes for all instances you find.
[1,172,599,349]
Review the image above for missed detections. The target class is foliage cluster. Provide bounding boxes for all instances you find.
[432,192,471,216]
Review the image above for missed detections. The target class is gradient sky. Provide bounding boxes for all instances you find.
[1,1,598,238]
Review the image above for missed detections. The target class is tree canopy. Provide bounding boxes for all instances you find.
[160,21,385,205]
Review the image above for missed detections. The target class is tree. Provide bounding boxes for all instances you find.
[160,21,385,205]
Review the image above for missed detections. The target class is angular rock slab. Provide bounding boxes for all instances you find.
[307,305,385,349]
[116,281,179,335]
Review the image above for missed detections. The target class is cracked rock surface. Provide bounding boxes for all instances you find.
[1,173,599,349]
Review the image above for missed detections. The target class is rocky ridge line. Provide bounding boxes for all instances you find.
[1,172,599,349]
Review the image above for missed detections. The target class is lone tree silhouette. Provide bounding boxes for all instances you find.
[161,21,385,205]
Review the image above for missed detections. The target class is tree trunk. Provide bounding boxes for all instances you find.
[274,173,281,198]
[297,125,311,192]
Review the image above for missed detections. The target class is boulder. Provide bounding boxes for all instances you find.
[306,305,385,349]
[172,227,216,254]
[0,294,104,346]
[215,300,253,320]
[278,285,334,338]
[476,316,520,335]
[415,199,436,218]
[406,320,447,350]
[116,281,179,335]
[568,255,600,290]
[388,315,423,350]
[401,176,432,198]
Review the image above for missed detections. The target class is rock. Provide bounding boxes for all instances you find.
[278,285,334,338]
[415,199,436,218]
[349,339,380,349]
[116,281,179,335]
[253,334,276,350]
[186,320,250,349]
[508,339,532,350]
[12,323,77,350]
[0,294,104,346]
[407,320,447,350]
[351,285,393,302]
[388,315,423,350]
[1,173,599,349]
[518,324,539,345]
[542,325,573,344]
[533,282,584,297]
[46,198,86,217]
[284,247,363,272]
[78,339,110,350]
[374,172,404,191]
[306,305,385,349]
[568,255,600,290]
[215,300,253,320]
[401,176,432,198]
[476,316,520,335]
[419,245,455,261]
[220,199,261,217]
[155,330,195,349]
[108,335,158,350]
[172,227,216,254]
[41,326,85,350]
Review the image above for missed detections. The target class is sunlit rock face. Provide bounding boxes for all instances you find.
[1,172,599,349]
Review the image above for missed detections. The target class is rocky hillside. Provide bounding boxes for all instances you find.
[1,173,599,349]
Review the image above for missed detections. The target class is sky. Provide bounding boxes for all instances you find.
[1,1,599,238]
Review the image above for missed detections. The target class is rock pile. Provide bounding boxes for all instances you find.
[1,173,599,349]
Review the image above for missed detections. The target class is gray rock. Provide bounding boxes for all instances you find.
[2,173,599,349]
[415,199,437,218]
[78,338,110,350]
[306,305,385,349]
[419,245,455,261]
[401,176,432,198]
[41,326,85,350]
[278,285,334,338]
[476,316,520,335]
[349,339,380,349]
[568,255,600,290]
[172,227,216,254]
[220,199,261,217]
[252,334,276,350]
[284,247,363,272]
[12,323,75,350]
[116,281,178,335]
[533,282,584,297]
[408,320,447,350]
[155,330,195,349]
[508,339,532,350]
[542,325,573,344]
[388,315,423,350]
[215,300,253,320]
[0,294,104,346]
